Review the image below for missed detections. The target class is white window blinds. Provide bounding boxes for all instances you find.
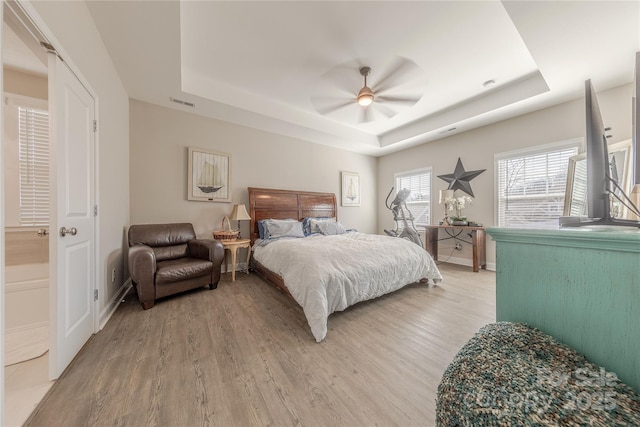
[496,143,578,227]
[395,168,432,226]
[19,106,50,226]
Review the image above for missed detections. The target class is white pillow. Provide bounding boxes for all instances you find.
[317,220,346,235]
[309,217,336,234]
[264,219,305,239]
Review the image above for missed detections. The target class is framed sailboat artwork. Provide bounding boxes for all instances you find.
[341,171,361,207]
[187,147,231,203]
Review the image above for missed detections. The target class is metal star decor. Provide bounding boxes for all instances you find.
[437,157,486,197]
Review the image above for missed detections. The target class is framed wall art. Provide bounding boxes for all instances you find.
[341,171,361,207]
[187,147,231,202]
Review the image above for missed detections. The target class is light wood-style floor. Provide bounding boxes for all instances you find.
[25,263,495,426]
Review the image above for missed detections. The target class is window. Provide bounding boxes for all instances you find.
[394,168,432,226]
[19,105,50,226]
[496,141,579,227]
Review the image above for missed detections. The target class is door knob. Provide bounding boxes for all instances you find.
[60,226,78,237]
[37,228,50,237]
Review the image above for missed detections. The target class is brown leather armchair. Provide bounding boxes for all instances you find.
[128,223,224,309]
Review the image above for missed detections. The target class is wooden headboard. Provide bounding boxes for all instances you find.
[248,187,337,244]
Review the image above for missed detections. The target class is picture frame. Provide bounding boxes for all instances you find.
[187,147,231,203]
[564,140,632,217]
[341,171,361,207]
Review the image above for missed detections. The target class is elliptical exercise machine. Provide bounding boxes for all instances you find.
[383,187,423,248]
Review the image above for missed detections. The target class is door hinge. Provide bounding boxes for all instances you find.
[93,120,97,132]
[94,289,99,301]
[94,205,98,216]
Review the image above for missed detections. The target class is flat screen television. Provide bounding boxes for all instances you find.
[562,79,640,228]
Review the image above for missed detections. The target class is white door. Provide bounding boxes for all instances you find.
[48,53,96,379]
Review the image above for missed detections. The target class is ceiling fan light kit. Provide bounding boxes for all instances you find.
[357,87,374,106]
[357,66,374,107]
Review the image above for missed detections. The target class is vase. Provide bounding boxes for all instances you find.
[451,220,468,226]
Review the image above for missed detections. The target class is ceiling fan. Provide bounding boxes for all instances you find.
[356,66,375,107]
[310,57,425,124]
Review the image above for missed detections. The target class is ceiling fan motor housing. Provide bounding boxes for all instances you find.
[357,66,374,106]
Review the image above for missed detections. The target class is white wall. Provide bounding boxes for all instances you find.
[30,0,130,325]
[130,100,377,239]
[378,83,634,267]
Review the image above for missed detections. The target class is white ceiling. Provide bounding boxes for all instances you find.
[15,1,640,156]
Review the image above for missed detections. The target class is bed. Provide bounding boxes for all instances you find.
[248,187,443,342]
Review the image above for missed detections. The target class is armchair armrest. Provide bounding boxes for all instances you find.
[189,239,225,288]
[189,239,224,264]
[128,244,156,309]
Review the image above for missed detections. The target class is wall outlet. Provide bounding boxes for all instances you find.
[111,268,116,283]
[455,242,463,251]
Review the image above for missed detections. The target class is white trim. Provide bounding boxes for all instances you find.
[1,2,6,420]
[224,261,249,274]
[493,137,583,161]
[93,100,100,332]
[99,279,131,331]
[4,225,47,233]
[4,92,47,109]
[394,166,433,179]
[5,279,47,293]
[437,256,496,272]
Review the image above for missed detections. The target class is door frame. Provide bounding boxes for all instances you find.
[1,3,6,422]
[2,0,100,379]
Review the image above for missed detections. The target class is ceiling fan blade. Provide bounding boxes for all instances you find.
[371,57,419,94]
[310,97,355,115]
[374,103,398,119]
[376,95,422,105]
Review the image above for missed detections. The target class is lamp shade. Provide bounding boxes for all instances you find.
[439,189,454,204]
[229,204,251,221]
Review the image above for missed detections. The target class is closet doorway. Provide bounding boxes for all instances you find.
[3,4,52,424]
[2,1,98,424]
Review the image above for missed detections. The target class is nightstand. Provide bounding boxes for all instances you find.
[221,239,251,282]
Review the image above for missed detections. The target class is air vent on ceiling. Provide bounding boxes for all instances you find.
[438,127,457,134]
[170,97,195,108]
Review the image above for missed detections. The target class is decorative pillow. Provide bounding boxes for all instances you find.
[304,217,336,235]
[258,220,267,239]
[263,219,305,239]
[259,218,295,239]
[317,220,347,236]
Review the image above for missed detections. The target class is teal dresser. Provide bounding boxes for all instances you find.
[487,226,640,393]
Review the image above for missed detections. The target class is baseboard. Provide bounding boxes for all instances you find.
[5,278,48,293]
[98,278,132,330]
[5,322,48,366]
[224,261,248,273]
[437,255,496,272]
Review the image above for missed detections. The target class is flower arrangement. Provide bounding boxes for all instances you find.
[446,195,473,223]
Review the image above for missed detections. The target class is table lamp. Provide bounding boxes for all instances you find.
[439,189,454,225]
[229,204,251,239]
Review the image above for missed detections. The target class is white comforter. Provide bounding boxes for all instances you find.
[253,232,442,342]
